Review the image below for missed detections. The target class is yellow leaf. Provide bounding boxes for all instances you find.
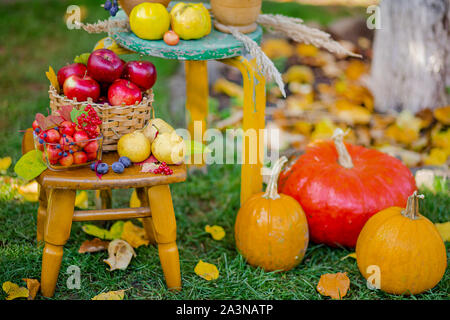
[22,278,40,300]
[333,100,371,125]
[310,119,337,141]
[283,65,314,84]
[75,191,89,209]
[94,36,134,55]
[0,157,12,171]
[340,252,356,261]
[120,221,149,248]
[129,189,141,208]
[194,260,219,281]
[423,148,448,166]
[2,281,29,300]
[345,59,368,81]
[17,181,39,202]
[317,272,350,300]
[431,127,450,151]
[433,105,450,125]
[45,66,60,92]
[296,43,318,58]
[92,289,127,300]
[435,222,450,242]
[82,221,124,240]
[205,225,225,241]
[103,239,136,271]
[262,38,294,59]
[213,78,244,99]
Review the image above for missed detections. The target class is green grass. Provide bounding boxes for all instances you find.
[0,0,449,300]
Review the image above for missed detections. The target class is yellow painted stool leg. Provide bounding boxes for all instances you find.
[148,185,181,290]
[136,187,156,244]
[37,185,47,244]
[41,189,76,298]
[185,60,208,167]
[221,57,266,205]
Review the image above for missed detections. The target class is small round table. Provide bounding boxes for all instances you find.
[109,10,267,205]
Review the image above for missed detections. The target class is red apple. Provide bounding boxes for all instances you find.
[73,151,88,164]
[57,63,87,88]
[63,75,100,102]
[45,129,61,143]
[73,131,90,148]
[46,146,62,164]
[122,61,157,90]
[84,140,99,154]
[60,121,75,136]
[108,79,142,106]
[87,49,124,83]
[86,152,98,161]
[32,120,40,131]
[59,154,74,167]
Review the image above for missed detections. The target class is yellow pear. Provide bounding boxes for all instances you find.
[143,118,175,143]
[117,130,151,163]
[152,131,185,164]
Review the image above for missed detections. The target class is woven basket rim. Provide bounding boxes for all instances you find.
[48,85,154,110]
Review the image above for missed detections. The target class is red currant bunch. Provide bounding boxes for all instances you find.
[77,105,102,139]
[153,162,173,175]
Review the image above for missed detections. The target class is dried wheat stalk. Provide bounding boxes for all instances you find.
[74,19,129,34]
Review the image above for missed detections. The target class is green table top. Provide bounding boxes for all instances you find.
[110,10,262,61]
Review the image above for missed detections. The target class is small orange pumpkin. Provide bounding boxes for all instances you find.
[356,192,447,295]
[235,157,309,271]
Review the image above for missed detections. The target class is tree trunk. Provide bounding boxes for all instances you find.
[367,0,449,113]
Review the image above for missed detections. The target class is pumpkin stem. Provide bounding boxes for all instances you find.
[332,128,354,169]
[262,156,288,200]
[402,191,424,219]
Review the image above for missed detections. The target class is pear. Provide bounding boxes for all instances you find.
[143,118,174,143]
[152,131,186,164]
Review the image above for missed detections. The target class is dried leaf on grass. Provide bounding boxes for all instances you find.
[317,272,350,299]
[0,157,12,171]
[129,189,141,208]
[435,222,450,242]
[22,278,40,300]
[2,281,29,300]
[82,221,124,240]
[103,239,136,271]
[121,221,149,248]
[78,238,109,253]
[75,191,89,209]
[17,181,39,202]
[194,260,219,281]
[205,225,225,241]
[92,289,127,300]
[340,253,356,261]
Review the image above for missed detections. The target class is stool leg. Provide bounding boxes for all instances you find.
[136,187,156,244]
[41,189,76,298]
[185,60,208,168]
[148,185,181,290]
[37,185,47,244]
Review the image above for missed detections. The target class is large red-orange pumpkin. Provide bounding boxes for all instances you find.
[278,129,416,247]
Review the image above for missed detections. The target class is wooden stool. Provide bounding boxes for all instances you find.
[22,129,186,297]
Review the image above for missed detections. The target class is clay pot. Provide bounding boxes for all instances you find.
[118,0,171,16]
[211,0,262,34]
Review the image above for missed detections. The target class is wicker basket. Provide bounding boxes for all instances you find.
[49,86,154,152]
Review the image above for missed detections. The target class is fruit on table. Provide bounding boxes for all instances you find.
[143,118,174,143]
[278,128,417,247]
[59,153,74,167]
[112,161,125,173]
[122,61,157,91]
[151,131,185,165]
[96,162,109,174]
[73,131,90,148]
[63,74,100,102]
[235,157,309,271]
[45,129,61,143]
[57,63,87,88]
[108,79,142,106]
[118,156,132,168]
[129,3,170,40]
[87,49,124,83]
[73,151,88,164]
[356,192,447,295]
[84,140,99,154]
[170,3,211,40]
[60,120,76,136]
[117,130,151,163]
[163,30,180,46]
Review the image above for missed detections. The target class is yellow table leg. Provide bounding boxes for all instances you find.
[37,185,47,244]
[221,57,266,205]
[185,60,208,167]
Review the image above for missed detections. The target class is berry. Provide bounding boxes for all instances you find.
[104,0,112,10]
[110,6,118,16]
[96,162,109,174]
[118,156,132,168]
[111,161,124,174]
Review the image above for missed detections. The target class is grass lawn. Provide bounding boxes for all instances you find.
[0,0,448,300]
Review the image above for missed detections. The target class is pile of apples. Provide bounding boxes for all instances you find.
[33,105,101,167]
[58,49,157,106]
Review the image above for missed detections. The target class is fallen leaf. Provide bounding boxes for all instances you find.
[262,38,294,59]
[129,189,141,208]
[120,221,149,248]
[433,105,450,125]
[317,272,350,299]
[103,239,136,271]
[283,65,315,84]
[296,43,318,58]
[213,78,244,99]
[91,289,127,300]
[340,252,356,261]
[82,221,124,240]
[141,162,160,173]
[75,191,89,209]
[45,66,60,92]
[78,238,109,253]
[17,181,39,202]
[22,278,40,300]
[205,225,225,241]
[435,222,450,242]
[345,59,368,81]
[310,119,337,141]
[194,260,219,281]
[2,281,29,300]
[423,148,448,166]
[0,157,12,172]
